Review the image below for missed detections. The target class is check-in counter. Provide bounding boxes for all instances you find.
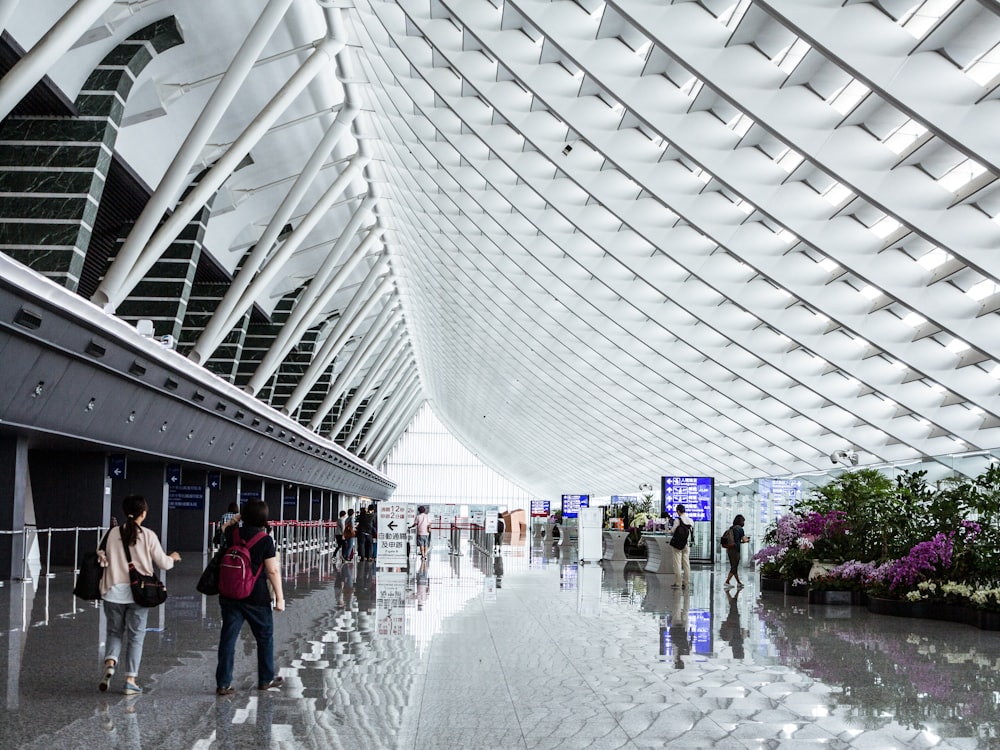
[601,530,630,561]
[642,533,674,575]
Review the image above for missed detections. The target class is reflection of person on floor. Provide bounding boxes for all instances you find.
[670,585,691,669]
[416,559,429,609]
[493,553,504,588]
[355,560,375,613]
[340,559,355,609]
[99,698,142,750]
[214,690,274,749]
[720,590,746,659]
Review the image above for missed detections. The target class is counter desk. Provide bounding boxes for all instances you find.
[642,533,675,575]
[601,530,630,561]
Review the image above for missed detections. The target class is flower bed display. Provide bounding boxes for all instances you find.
[752,466,1000,628]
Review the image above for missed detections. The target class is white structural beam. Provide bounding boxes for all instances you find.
[352,370,420,458]
[327,336,408,439]
[308,313,402,429]
[0,0,114,120]
[277,265,394,411]
[359,375,421,460]
[293,300,402,430]
[245,227,384,398]
[369,393,424,468]
[109,32,345,307]
[342,352,414,450]
[91,0,296,310]
[0,0,21,37]
[188,117,365,365]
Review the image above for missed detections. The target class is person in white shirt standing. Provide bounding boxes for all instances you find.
[668,503,694,589]
[410,506,431,560]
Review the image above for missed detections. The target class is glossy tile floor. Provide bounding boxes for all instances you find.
[1,537,999,749]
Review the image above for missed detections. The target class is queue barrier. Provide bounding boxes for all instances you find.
[0,524,107,583]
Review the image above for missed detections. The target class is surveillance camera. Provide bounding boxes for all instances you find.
[830,449,859,466]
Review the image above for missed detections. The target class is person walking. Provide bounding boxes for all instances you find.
[215,499,285,696]
[334,510,346,558]
[98,494,181,695]
[668,503,694,590]
[341,508,356,562]
[723,514,750,589]
[356,507,375,561]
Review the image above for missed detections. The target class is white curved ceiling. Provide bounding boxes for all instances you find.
[6,0,1000,498]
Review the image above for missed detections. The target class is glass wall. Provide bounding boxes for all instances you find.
[379,404,535,513]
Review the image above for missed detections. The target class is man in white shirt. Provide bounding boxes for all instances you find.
[668,503,694,589]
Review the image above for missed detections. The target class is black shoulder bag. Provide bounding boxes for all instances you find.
[123,536,168,607]
[73,526,113,601]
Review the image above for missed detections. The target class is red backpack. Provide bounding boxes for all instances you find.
[218,529,267,599]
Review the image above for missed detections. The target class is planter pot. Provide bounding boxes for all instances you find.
[760,575,784,592]
[977,610,1000,631]
[866,596,912,618]
[784,581,809,597]
[868,597,952,621]
[808,589,866,606]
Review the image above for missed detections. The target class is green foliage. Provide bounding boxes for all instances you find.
[800,468,897,561]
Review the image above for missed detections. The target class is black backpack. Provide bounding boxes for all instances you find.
[669,520,692,550]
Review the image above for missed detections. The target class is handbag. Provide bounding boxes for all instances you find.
[73,526,113,601]
[123,537,168,607]
[197,549,223,596]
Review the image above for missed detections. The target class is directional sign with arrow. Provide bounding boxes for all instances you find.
[377,504,408,567]
[166,464,181,486]
[108,454,126,479]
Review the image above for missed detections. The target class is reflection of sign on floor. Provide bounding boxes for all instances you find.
[376,572,407,636]
[377,504,409,567]
[483,576,496,601]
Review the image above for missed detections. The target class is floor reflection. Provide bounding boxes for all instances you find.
[1,537,999,748]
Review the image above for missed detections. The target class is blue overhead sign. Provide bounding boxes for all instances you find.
[758,477,802,504]
[561,494,589,519]
[208,472,222,491]
[168,484,204,510]
[661,476,713,521]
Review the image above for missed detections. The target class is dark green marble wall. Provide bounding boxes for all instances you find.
[233,291,300,401]
[271,323,322,411]
[0,19,182,292]
[180,282,252,382]
[114,179,214,342]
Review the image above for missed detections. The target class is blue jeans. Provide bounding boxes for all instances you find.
[103,601,148,678]
[216,599,274,689]
[342,537,355,560]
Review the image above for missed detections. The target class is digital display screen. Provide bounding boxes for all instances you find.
[530,500,551,517]
[661,477,713,521]
[561,494,589,519]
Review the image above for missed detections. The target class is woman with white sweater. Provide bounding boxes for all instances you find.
[98,495,180,695]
